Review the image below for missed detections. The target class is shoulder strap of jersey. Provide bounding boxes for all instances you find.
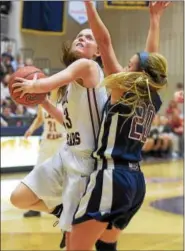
[87,89,101,144]
[86,62,104,144]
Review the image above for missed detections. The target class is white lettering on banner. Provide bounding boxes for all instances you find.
[68,1,96,25]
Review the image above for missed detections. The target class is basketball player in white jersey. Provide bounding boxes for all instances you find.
[10,29,107,231]
[23,89,66,217]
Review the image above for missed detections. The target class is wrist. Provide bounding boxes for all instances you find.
[150,18,160,30]
[150,15,160,25]
[32,79,39,92]
[40,98,49,107]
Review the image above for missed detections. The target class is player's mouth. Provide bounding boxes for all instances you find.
[76,43,85,48]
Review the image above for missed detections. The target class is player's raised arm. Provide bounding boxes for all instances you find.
[85,1,123,75]
[145,1,171,52]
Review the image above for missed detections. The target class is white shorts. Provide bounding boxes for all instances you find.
[22,144,95,227]
[59,169,89,232]
[36,138,65,165]
[22,148,64,209]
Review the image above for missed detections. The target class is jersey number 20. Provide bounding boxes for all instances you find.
[129,102,155,143]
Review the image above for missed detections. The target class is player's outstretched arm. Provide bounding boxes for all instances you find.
[85,1,123,75]
[145,1,171,52]
[24,105,44,138]
[12,59,100,96]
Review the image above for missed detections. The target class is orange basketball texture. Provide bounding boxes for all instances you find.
[9,66,47,106]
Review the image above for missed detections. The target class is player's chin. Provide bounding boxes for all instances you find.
[73,48,89,59]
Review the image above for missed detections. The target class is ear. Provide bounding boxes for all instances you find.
[94,47,101,58]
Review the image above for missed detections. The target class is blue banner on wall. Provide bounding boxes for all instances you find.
[20,1,66,36]
[104,1,149,10]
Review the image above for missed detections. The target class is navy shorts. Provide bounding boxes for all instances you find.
[73,164,146,230]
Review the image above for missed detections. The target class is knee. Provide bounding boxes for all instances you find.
[10,184,38,209]
[10,188,25,209]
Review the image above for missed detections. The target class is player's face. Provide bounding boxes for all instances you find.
[122,54,140,72]
[71,29,100,59]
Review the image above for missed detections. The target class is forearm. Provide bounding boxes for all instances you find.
[85,1,111,45]
[41,100,64,125]
[28,116,43,133]
[28,118,43,134]
[145,17,160,53]
[33,77,65,94]
[85,1,123,74]
[32,59,92,94]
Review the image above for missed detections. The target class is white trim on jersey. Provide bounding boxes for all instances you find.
[75,170,99,219]
[75,162,114,219]
[93,113,119,166]
[104,113,119,159]
[75,113,121,220]
[93,114,106,160]
[99,169,113,213]
[87,89,101,141]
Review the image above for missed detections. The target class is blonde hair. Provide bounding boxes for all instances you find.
[101,53,167,117]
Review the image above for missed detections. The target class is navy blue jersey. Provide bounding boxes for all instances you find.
[93,92,162,162]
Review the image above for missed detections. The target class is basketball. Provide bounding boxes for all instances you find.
[9,66,47,106]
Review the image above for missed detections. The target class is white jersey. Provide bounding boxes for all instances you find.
[62,64,107,157]
[42,102,66,140]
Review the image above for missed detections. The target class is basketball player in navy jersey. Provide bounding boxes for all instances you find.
[69,53,168,251]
